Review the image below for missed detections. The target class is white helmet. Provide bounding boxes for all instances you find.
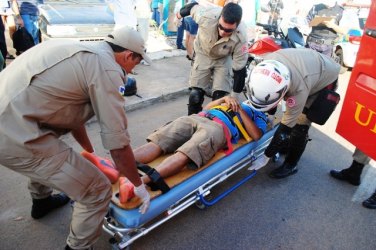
[247,60,290,111]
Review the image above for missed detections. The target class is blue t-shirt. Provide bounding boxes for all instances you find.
[206,102,268,143]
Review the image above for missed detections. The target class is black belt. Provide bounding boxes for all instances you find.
[307,36,335,45]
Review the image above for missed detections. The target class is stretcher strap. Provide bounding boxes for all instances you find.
[198,112,233,155]
[136,162,170,193]
[211,105,252,142]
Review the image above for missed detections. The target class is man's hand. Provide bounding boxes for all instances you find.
[134,184,150,214]
[222,96,240,112]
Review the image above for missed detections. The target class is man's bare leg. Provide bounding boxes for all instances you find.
[133,142,163,163]
[141,152,190,184]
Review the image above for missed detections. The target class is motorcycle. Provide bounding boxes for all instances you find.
[248,22,306,64]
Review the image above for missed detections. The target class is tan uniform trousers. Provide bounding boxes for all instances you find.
[0,148,112,249]
[190,52,233,94]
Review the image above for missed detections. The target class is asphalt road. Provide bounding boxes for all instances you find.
[0,71,375,250]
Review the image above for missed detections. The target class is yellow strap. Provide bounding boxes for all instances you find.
[211,105,252,142]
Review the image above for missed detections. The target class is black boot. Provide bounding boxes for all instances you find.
[31,193,70,219]
[269,125,309,179]
[362,191,376,209]
[330,160,364,186]
[269,162,298,179]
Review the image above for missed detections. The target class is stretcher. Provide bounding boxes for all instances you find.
[99,117,279,249]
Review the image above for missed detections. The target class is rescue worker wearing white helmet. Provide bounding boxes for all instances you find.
[248,48,340,179]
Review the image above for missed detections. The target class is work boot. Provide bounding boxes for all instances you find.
[362,191,376,209]
[330,160,364,186]
[31,193,70,219]
[269,162,298,179]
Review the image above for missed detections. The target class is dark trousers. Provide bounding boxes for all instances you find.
[176,18,186,48]
[0,18,7,69]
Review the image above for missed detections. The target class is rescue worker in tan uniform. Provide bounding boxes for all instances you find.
[176,2,248,115]
[0,27,152,250]
[247,48,340,179]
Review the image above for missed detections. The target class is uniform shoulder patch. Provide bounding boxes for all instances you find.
[286,97,297,108]
[119,85,125,96]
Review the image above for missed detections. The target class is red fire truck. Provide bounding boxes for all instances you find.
[336,0,376,160]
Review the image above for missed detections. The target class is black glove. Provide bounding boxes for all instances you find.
[264,123,292,158]
[233,66,247,93]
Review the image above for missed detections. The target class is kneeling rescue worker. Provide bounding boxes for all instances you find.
[249,48,341,179]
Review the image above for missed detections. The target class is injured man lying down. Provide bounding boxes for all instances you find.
[82,96,268,203]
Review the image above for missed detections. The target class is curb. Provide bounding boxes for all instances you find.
[86,87,189,125]
[125,87,189,112]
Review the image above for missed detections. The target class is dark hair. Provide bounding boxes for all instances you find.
[106,40,142,60]
[106,40,127,53]
[221,3,242,26]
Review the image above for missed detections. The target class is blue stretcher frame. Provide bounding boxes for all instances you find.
[103,125,278,249]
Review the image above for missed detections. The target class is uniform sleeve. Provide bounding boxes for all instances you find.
[232,23,248,71]
[282,90,309,127]
[191,5,207,25]
[88,59,131,150]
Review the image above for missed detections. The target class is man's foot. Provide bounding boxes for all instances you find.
[330,169,360,186]
[186,55,192,61]
[362,192,376,209]
[177,45,186,50]
[269,163,298,179]
[31,193,70,219]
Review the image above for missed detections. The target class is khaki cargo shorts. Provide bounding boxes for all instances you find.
[147,115,227,168]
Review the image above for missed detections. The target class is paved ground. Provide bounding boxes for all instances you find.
[2,23,376,250]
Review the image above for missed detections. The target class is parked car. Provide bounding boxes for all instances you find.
[38,0,114,42]
[333,7,369,72]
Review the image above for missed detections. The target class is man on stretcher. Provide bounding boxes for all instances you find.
[83,96,268,202]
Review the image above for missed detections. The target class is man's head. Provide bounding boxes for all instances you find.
[218,2,242,37]
[247,60,290,112]
[105,26,152,73]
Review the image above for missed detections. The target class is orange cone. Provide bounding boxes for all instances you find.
[119,177,135,204]
[81,151,120,183]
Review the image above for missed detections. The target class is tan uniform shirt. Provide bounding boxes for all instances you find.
[0,40,130,158]
[264,48,340,127]
[191,5,248,71]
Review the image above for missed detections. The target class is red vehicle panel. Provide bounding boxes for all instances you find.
[336,0,376,160]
